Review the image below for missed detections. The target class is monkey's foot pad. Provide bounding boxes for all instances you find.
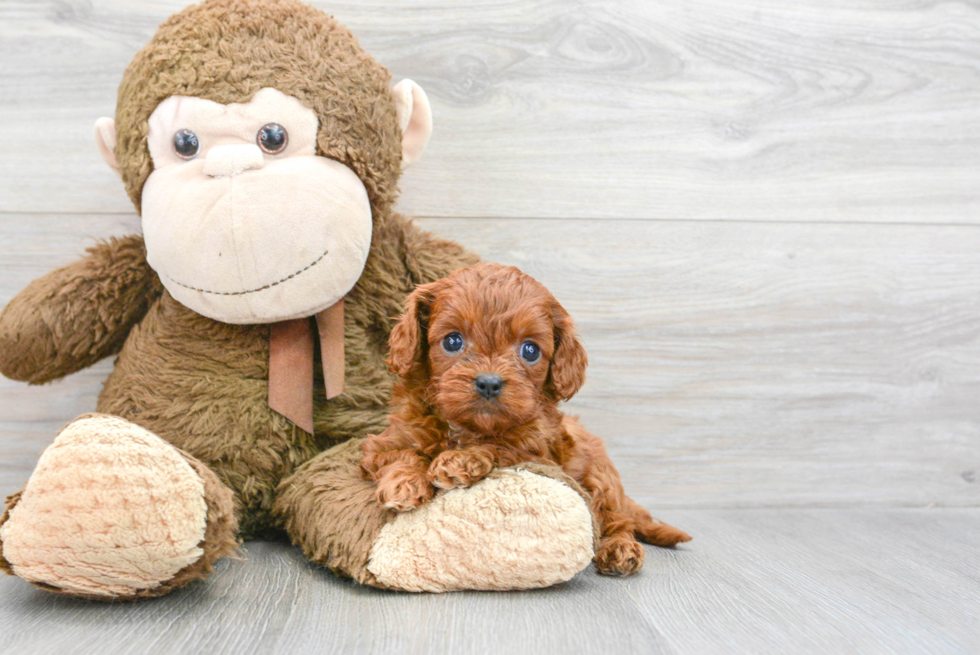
[367,468,597,592]
[0,414,209,598]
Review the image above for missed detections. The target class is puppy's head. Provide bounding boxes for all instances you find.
[388,263,588,434]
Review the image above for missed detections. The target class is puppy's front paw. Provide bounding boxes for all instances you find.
[595,535,645,577]
[376,463,434,511]
[428,449,494,490]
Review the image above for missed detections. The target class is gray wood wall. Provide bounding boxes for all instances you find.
[1,0,978,511]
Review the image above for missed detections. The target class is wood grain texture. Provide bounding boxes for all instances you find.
[634,509,980,654]
[2,215,978,508]
[0,510,977,655]
[1,0,979,221]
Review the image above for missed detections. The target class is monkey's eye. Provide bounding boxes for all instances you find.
[520,341,541,363]
[257,123,288,154]
[173,129,200,160]
[442,333,464,354]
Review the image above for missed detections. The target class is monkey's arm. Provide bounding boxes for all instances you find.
[0,235,163,384]
[396,214,481,286]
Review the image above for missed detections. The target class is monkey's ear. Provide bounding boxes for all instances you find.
[546,302,588,401]
[392,79,432,169]
[387,284,437,377]
[94,117,120,175]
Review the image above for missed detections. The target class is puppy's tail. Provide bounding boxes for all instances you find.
[624,496,692,547]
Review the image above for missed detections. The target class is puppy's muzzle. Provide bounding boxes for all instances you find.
[473,373,504,400]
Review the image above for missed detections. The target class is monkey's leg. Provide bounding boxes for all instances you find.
[0,414,238,600]
[274,439,598,592]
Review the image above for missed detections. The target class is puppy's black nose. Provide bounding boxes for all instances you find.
[474,373,504,400]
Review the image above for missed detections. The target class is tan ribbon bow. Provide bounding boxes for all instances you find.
[268,299,345,434]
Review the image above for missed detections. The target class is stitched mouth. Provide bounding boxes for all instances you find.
[163,249,328,296]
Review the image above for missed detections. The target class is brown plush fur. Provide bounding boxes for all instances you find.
[115,0,403,219]
[0,235,163,385]
[273,438,395,587]
[0,492,20,576]
[0,0,478,595]
[360,264,691,576]
[86,214,476,539]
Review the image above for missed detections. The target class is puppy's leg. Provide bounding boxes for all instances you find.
[427,446,495,490]
[562,417,687,576]
[580,469,647,576]
[362,432,433,511]
[623,495,691,547]
[375,456,434,511]
[561,422,643,575]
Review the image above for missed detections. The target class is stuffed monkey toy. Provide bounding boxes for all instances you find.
[0,0,598,599]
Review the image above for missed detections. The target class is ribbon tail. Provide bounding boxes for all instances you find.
[268,318,315,434]
[316,299,345,400]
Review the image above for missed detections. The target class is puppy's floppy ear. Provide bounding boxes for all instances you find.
[546,302,588,401]
[387,284,437,377]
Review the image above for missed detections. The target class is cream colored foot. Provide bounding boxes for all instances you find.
[0,414,210,598]
[366,468,596,592]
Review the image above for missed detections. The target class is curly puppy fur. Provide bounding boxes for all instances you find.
[361,263,691,576]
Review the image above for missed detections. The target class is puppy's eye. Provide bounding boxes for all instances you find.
[520,341,541,363]
[173,129,200,160]
[442,333,464,354]
[257,123,288,154]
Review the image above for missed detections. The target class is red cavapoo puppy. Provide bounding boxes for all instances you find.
[360,263,691,576]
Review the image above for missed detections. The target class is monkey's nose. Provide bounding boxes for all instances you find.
[203,144,265,178]
[474,373,504,400]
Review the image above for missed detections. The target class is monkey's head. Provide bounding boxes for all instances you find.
[94,0,431,324]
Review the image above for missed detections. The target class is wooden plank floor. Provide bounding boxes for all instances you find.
[1,1,979,653]
[1,510,977,655]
